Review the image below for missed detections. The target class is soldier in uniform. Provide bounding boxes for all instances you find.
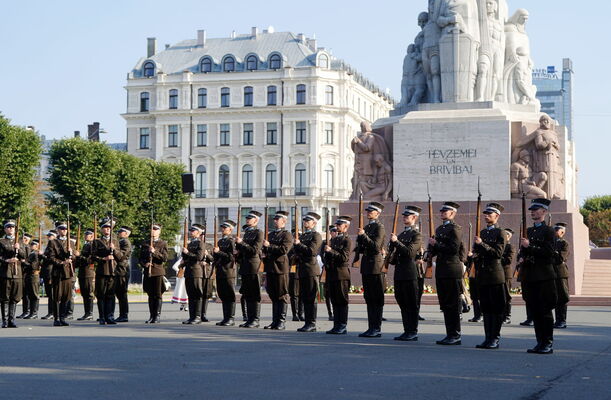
[181,223,206,325]
[429,201,463,345]
[357,202,386,338]
[113,226,132,322]
[1,220,26,328]
[23,239,42,319]
[213,220,236,326]
[472,203,508,349]
[93,218,125,325]
[199,236,214,323]
[294,212,322,332]
[262,210,293,330]
[553,222,570,329]
[139,223,168,323]
[390,205,423,341]
[76,228,95,320]
[519,198,558,354]
[236,211,263,328]
[324,216,352,334]
[45,221,75,327]
[288,239,304,322]
[501,228,516,324]
[467,250,482,323]
[322,225,338,321]
[16,233,32,319]
[40,230,57,320]
[63,235,78,321]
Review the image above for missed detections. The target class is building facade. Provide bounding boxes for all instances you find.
[533,58,574,139]
[123,28,394,228]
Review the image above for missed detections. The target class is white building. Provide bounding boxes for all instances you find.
[123,27,394,228]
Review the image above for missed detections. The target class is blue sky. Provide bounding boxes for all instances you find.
[1,0,608,201]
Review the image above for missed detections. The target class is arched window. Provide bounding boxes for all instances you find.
[218,165,230,198]
[325,85,334,105]
[200,58,212,73]
[221,87,230,107]
[267,85,277,106]
[140,92,150,112]
[195,166,207,198]
[296,84,306,105]
[143,62,155,77]
[243,86,253,107]
[265,164,277,197]
[324,165,334,195]
[223,56,235,72]
[169,89,178,109]
[319,54,329,69]
[198,88,207,108]
[246,55,258,70]
[242,164,253,197]
[269,54,282,69]
[295,163,306,195]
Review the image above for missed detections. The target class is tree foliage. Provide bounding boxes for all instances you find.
[0,114,43,232]
[581,195,611,247]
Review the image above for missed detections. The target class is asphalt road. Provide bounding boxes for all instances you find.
[1,302,610,400]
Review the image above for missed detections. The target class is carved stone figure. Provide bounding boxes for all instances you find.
[400,44,428,107]
[438,0,481,38]
[422,0,443,103]
[510,149,548,199]
[475,0,507,101]
[350,122,393,201]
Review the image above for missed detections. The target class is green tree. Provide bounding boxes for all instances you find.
[581,195,611,247]
[0,114,43,232]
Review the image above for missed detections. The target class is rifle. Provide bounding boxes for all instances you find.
[11,214,21,275]
[76,224,81,250]
[424,182,434,279]
[259,201,269,273]
[351,193,363,268]
[177,217,187,278]
[321,207,330,283]
[514,190,528,280]
[383,197,400,273]
[66,204,74,276]
[213,215,218,249]
[108,201,115,275]
[236,203,242,238]
[468,177,481,278]
[148,207,154,277]
[417,219,425,277]
[290,201,298,274]
[465,222,473,279]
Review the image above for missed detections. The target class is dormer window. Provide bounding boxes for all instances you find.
[269,54,282,70]
[246,55,258,71]
[143,62,155,77]
[319,54,329,69]
[200,57,212,73]
[223,56,235,72]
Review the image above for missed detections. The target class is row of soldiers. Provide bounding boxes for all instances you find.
[1,198,570,355]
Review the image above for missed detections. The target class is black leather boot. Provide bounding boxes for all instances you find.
[150,298,161,323]
[7,302,18,328]
[335,305,348,334]
[217,302,235,326]
[145,297,154,323]
[183,299,198,324]
[273,302,287,330]
[104,298,116,324]
[240,301,260,328]
[1,302,7,328]
[53,301,62,326]
[25,299,38,319]
[17,297,29,319]
[116,295,129,322]
[97,299,106,325]
[476,313,492,348]
[59,302,69,326]
[240,297,247,321]
[200,298,209,322]
[485,314,501,349]
[359,304,374,337]
[265,302,278,329]
[325,296,333,321]
[469,300,482,322]
[298,303,316,332]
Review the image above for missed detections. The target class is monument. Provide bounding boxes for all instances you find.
[342,0,590,295]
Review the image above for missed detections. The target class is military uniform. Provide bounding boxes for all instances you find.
[23,245,41,319]
[40,242,55,319]
[93,235,124,324]
[0,233,26,328]
[553,235,570,328]
[45,234,75,326]
[294,221,322,332]
[114,235,132,321]
[324,220,352,334]
[17,240,32,318]
[235,220,263,328]
[501,238,515,323]
[77,240,96,320]
[181,233,206,324]
[287,247,303,321]
[214,222,236,326]
[139,237,168,323]
[262,222,293,330]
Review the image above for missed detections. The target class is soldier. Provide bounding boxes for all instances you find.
[519,198,558,354]
[357,202,386,338]
[139,223,168,324]
[429,202,463,345]
[1,220,26,328]
[553,222,570,329]
[239,223,248,322]
[467,248,482,323]
[322,225,338,322]
[472,203,508,349]
[114,226,133,322]
[324,216,352,334]
[63,235,78,320]
[76,228,95,321]
[262,210,293,330]
[45,221,74,327]
[294,212,323,332]
[16,233,32,319]
[199,235,214,323]
[236,211,263,328]
[40,230,57,320]
[390,205,423,341]
[214,220,236,326]
[93,218,125,325]
[181,223,206,325]
[502,228,516,324]
[287,239,304,322]
[23,239,42,319]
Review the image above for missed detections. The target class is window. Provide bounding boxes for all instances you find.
[218,165,229,198]
[169,89,178,109]
[295,121,306,144]
[324,122,334,144]
[218,208,229,223]
[197,88,207,108]
[324,165,334,195]
[240,207,252,227]
[319,54,329,69]
[140,92,150,112]
[219,123,230,146]
[242,164,253,197]
[269,54,282,69]
[266,122,277,145]
[325,85,334,105]
[221,87,230,107]
[296,84,306,104]
[196,124,207,147]
[139,128,150,149]
[265,164,277,197]
[223,56,235,72]
[295,163,306,195]
[267,85,277,106]
[195,166,206,198]
[200,58,212,73]
[194,208,206,225]
[168,125,178,147]
[243,123,253,145]
[143,62,155,77]
[244,86,253,107]
[246,55,258,70]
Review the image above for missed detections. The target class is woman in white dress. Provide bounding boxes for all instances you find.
[171,258,188,310]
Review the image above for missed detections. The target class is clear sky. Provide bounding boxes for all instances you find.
[1,0,608,202]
